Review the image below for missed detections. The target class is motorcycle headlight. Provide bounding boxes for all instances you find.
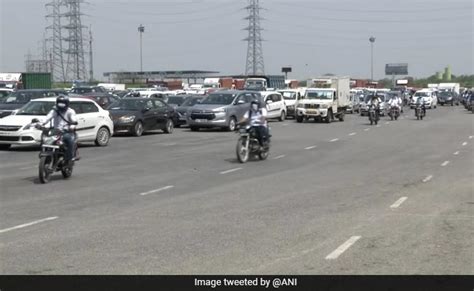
[119,115,135,123]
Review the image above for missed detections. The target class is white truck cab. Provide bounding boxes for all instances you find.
[296,77,350,123]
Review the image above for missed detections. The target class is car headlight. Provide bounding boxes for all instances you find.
[119,115,135,123]
[213,109,226,113]
[320,104,329,109]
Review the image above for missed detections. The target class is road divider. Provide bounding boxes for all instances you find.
[325,236,361,260]
[139,185,174,196]
[390,197,408,209]
[220,168,243,175]
[0,216,58,234]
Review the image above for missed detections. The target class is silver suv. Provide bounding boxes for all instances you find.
[187,90,261,131]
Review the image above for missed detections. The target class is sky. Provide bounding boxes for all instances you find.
[0,0,472,81]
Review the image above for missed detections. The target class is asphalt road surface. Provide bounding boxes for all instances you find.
[0,106,472,274]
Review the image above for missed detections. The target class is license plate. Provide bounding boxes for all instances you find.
[42,145,59,149]
[306,109,317,114]
[195,119,206,123]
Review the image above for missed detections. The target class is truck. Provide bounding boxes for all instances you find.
[438,83,460,95]
[0,72,52,89]
[296,77,350,123]
[243,75,286,91]
[203,78,234,90]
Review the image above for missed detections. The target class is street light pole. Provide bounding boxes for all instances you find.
[138,24,145,72]
[369,36,376,82]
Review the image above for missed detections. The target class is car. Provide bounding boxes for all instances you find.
[108,98,177,136]
[0,97,113,150]
[174,95,205,127]
[353,94,366,113]
[161,96,187,109]
[78,94,119,109]
[260,91,287,121]
[410,89,438,109]
[360,93,387,116]
[0,88,14,98]
[277,89,300,118]
[0,89,64,119]
[187,90,261,131]
[437,91,455,106]
[69,86,108,95]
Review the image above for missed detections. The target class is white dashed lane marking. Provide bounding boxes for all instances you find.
[422,175,433,183]
[0,217,58,234]
[273,155,286,160]
[441,161,450,167]
[220,168,243,175]
[325,236,361,260]
[305,146,317,150]
[453,151,459,156]
[462,142,468,146]
[349,132,357,136]
[329,139,339,142]
[139,185,174,196]
[390,197,408,209]
[364,128,370,131]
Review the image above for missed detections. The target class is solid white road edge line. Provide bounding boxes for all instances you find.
[273,155,286,160]
[305,146,317,150]
[330,138,339,142]
[422,175,433,183]
[441,161,450,167]
[390,197,408,209]
[220,168,243,175]
[139,185,174,196]
[0,217,58,234]
[325,236,361,260]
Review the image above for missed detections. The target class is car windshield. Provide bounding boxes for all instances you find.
[306,90,333,100]
[280,92,296,100]
[71,88,93,94]
[166,96,186,106]
[0,91,43,104]
[109,99,146,111]
[181,97,203,107]
[200,94,235,105]
[438,92,452,97]
[0,91,11,98]
[16,101,55,115]
[414,92,430,97]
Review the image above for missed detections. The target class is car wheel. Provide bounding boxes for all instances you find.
[296,116,303,123]
[132,121,144,137]
[95,127,110,146]
[325,110,332,123]
[0,144,11,150]
[227,116,237,131]
[163,119,174,134]
[279,110,286,122]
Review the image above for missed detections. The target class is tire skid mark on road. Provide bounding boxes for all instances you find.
[390,197,408,209]
[139,185,174,196]
[0,216,58,234]
[325,236,361,260]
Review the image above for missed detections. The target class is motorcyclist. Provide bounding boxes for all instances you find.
[414,94,426,116]
[39,96,78,166]
[367,94,382,119]
[241,99,269,150]
[388,95,402,115]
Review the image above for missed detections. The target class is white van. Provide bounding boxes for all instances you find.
[260,91,287,121]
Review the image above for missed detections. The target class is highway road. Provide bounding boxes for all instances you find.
[0,106,472,274]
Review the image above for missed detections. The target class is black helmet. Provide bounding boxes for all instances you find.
[56,95,69,111]
[250,98,260,106]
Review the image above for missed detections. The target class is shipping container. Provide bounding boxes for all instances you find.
[220,77,233,89]
[22,73,52,89]
[233,79,245,90]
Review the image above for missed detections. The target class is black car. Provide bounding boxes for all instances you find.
[0,89,63,118]
[108,98,178,136]
[173,95,205,127]
[69,86,108,95]
[78,94,119,109]
[437,91,455,106]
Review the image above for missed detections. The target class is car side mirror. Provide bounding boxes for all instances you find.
[236,100,246,105]
[31,118,40,123]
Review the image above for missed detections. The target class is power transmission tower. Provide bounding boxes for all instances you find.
[89,26,94,82]
[45,0,66,82]
[243,0,265,75]
[62,0,87,81]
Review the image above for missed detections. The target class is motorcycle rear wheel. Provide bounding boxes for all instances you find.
[61,162,73,179]
[39,156,53,184]
[236,138,249,163]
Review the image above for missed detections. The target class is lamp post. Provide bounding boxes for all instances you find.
[369,36,376,82]
[138,24,145,72]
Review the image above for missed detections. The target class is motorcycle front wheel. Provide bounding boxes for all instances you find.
[39,156,53,184]
[236,137,249,163]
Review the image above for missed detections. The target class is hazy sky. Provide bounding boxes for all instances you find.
[1,0,472,80]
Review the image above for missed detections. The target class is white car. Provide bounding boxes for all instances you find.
[0,97,114,150]
[410,89,438,109]
[277,89,301,118]
[261,91,287,121]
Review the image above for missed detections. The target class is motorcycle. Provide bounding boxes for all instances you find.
[236,125,270,163]
[368,105,379,125]
[388,106,400,121]
[414,104,426,120]
[32,119,79,183]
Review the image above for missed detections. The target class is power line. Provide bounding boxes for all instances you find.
[244,0,265,75]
